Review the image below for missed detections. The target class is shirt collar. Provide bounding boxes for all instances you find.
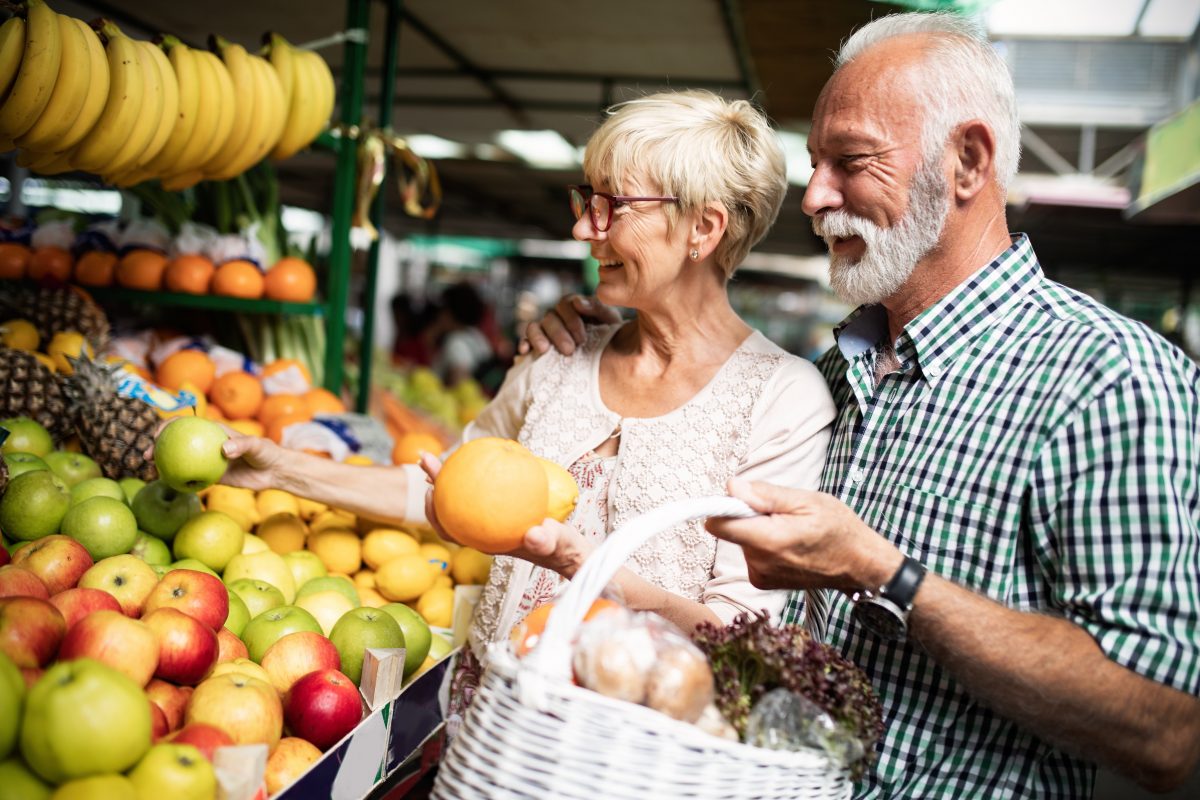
[834,234,1041,379]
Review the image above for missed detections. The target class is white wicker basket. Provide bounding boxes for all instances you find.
[432,496,853,800]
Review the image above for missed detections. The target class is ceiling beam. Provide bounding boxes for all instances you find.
[718,0,759,98]
[334,66,742,90]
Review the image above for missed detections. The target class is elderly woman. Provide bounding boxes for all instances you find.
[200,89,833,708]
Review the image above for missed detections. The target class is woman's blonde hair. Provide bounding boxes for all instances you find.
[582,90,787,279]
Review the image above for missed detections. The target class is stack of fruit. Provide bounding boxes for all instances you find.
[0,1,335,186]
[0,415,464,797]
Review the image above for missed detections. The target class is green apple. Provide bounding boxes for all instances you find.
[131,481,202,542]
[226,578,286,619]
[118,477,146,505]
[380,602,433,678]
[0,756,52,800]
[2,452,48,480]
[0,418,52,458]
[70,477,125,507]
[223,551,296,603]
[46,773,136,799]
[296,575,360,607]
[329,606,404,685]
[224,590,251,637]
[151,564,170,580]
[172,511,243,572]
[0,651,22,759]
[61,497,139,560]
[153,418,229,493]
[129,533,172,566]
[0,469,71,541]
[240,605,322,663]
[20,658,152,783]
[169,559,219,578]
[282,550,327,588]
[240,533,269,554]
[428,633,453,661]
[42,451,101,488]
[128,742,216,800]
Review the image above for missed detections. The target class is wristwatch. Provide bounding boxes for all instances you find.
[851,556,926,641]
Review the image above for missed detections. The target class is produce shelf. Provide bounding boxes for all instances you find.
[83,285,326,316]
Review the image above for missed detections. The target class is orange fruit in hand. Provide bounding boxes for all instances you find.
[0,243,32,280]
[211,260,265,299]
[210,370,264,420]
[73,251,117,287]
[264,257,317,303]
[258,393,307,426]
[266,411,311,444]
[28,246,73,283]
[156,349,216,394]
[116,249,168,291]
[301,387,345,417]
[392,432,443,465]
[164,254,215,294]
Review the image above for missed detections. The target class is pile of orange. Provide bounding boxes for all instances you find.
[156,349,217,394]
[164,254,216,295]
[210,370,264,420]
[264,257,317,302]
[212,260,265,299]
[28,246,73,283]
[0,243,31,279]
[116,249,168,291]
[74,252,117,286]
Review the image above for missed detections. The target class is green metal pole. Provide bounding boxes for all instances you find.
[355,0,403,413]
[323,0,370,395]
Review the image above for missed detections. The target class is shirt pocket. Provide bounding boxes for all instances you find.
[879,481,1011,599]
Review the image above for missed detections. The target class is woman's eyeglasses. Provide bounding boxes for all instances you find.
[568,185,678,232]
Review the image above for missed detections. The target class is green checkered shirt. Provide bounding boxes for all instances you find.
[782,235,1200,798]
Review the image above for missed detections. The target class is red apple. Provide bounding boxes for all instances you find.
[0,564,48,599]
[58,609,159,686]
[185,673,283,751]
[283,669,364,750]
[146,678,193,732]
[78,554,159,617]
[0,546,8,567]
[0,595,66,667]
[167,723,235,763]
[20,666,43,689]
[142,607,219,685]
[150,698,170,741]
[265,737,322,794]
[10,534,93,594]
[143,569,229,631]
[50,586,122,629]
[260,630,341,695]
[215,627,249,663]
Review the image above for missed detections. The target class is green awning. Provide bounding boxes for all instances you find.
[1126,97,1200,223]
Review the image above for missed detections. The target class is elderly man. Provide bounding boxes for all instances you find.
[526,12,1200,799]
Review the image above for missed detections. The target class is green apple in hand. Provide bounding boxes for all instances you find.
[329,606,404,685]
[0,470,70,542]
[132,481,201,541]
[0,418,52,457]
[127,743,216,800]
[42,451,101,488]
[2,452,48,480]
[227,578,286,619]
[153,418,229,493]
[172,511,243,572]
[61,497,139,560]
[380,602,433,678]
[70,477,125,506]
[240,606,322,663]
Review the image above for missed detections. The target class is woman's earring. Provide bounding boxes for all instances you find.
[690,249,700,261]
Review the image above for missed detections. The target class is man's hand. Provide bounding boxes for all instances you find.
[218,435,288,492]
[706,478,904,593]
[520,294,621,356]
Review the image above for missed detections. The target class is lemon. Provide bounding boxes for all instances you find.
[0,319,39,351]
[296,496,328,521]
[353,569,376,590]
[47,331,92,374]
[358,587,388,608]
[416,585,455,629]
[375,553,437,602]
[419,542,453,574]
[343,454,373,466]
[450,547,493,586]
[433,574,453,590]
[32,352,57,372]
[538,457,579,523]
[362,528,420,569]
[310,509,356,534]
[257,488,300,519]
[307,528,362,574]
[256,512,308,553]
[204,485,260,530]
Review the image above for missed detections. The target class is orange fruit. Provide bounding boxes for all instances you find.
[203,404,226,421]
[115,249,168,291]
[211,260,264,299]
[263,257,317,303]
[210,370,264,420]
[301,387,344,417]
[73,251,117,286]
[392,432,443,465]
[266,411,311,444]
[156,349,217,394]
[0,243,31,280]
[258,393,306,426]
[510,598,622,658]
[261,359,312,388]
[28,246,73,283]
[227,418,265,437]
[432,437,549,554]
[164,254,215,294]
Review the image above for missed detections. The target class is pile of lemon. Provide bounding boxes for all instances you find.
[0,318,92,374]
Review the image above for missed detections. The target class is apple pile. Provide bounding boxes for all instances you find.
[0,417,459,797]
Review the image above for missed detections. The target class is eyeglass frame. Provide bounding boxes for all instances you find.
[568,184,679,232]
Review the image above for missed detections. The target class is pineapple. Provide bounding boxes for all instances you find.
[62,357,159,481]
[0,348,74,442]
[0,285,109,353]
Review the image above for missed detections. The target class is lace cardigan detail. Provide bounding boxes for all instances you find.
[468,324,789,657]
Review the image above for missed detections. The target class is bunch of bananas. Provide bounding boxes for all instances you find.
[0,0,336,188]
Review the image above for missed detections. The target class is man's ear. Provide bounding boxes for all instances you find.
[692,202,729,259]
[953,120,996,200]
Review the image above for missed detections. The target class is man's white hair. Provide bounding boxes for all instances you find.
[835,12,1021,192]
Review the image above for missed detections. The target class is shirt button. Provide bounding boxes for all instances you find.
[850,466,867,485]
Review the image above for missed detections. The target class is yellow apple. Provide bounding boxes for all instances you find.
[294,590,355,637]
[185,674,282,751]
[223,551,296,603]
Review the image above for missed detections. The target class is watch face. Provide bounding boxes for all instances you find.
[852,598,907,641]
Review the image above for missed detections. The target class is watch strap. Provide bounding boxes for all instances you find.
[881,556,926,608]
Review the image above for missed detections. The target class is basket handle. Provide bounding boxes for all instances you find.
[522,495,756,681]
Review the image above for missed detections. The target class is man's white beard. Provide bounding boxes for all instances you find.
[814,159,951,307]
